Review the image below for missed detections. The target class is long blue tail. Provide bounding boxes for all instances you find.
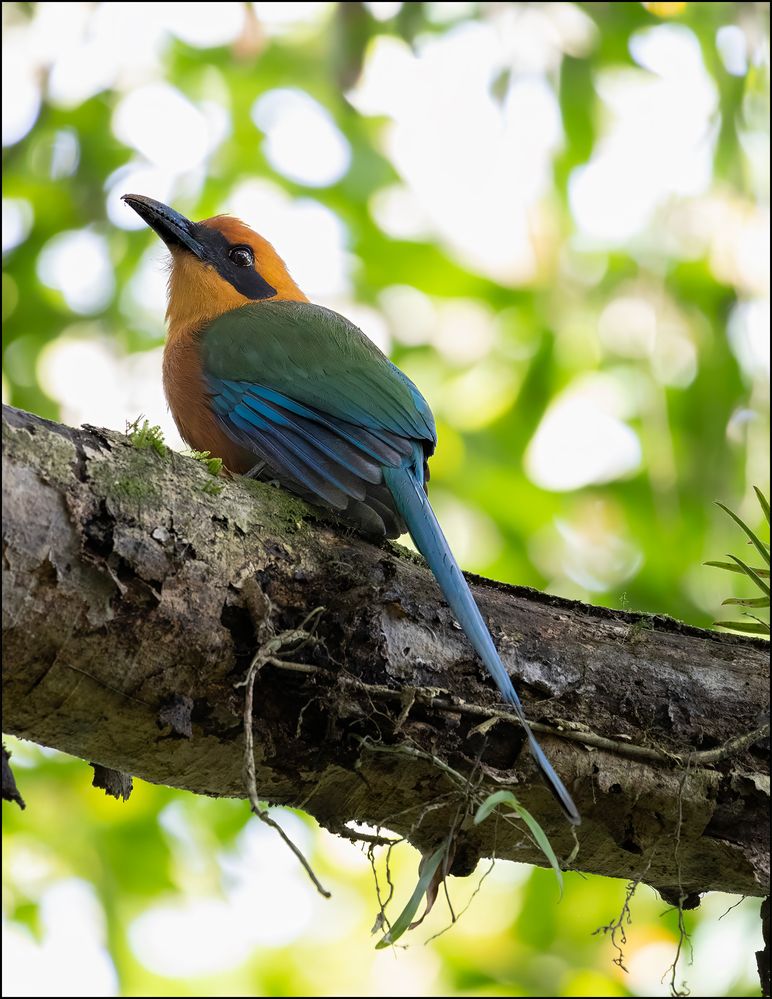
[383,458,580,826]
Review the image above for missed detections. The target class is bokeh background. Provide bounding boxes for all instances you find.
[2,1,769,996]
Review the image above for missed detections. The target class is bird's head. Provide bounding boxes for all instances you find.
[122,194,306,335]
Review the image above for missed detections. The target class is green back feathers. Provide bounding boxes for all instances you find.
[201,301,436,447]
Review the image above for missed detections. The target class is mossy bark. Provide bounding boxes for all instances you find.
[2,405,769,898]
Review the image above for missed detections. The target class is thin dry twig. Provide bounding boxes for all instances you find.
[718,896,747,921]
[662,761,695,998]
[368,837,399,934]
[263,659,768,767]
[52,646,768,770]
[337,826,402,848]
[593,879,641,972]
[239,608,331,899]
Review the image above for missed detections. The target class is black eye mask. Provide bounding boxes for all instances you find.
[194,226,276,300]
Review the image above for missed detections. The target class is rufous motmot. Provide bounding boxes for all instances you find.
[123,193,580,826]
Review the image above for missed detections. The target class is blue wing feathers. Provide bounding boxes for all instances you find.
[231,405,369,504]
[209,374,414,517]
[227,408,351,508]
[241,392,383,484]
[207,342,425,527]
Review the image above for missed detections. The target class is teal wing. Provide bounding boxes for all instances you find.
[201,300,437,537]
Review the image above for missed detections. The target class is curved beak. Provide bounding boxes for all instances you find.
[122,194,205,259]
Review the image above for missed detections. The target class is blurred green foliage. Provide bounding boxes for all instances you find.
[2,2,768,996]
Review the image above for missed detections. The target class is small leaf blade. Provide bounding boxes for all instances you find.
[375,843,447,949]
[474,790,563,897]
[714,620,770,635]
[474,789,517,825]
[727,555,771,598]
[754,487,770,526]
[509,800,565,899]
[705,561,770,578]
[717,503,770,567]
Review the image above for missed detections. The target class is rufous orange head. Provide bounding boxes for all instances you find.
[122,194,307,337]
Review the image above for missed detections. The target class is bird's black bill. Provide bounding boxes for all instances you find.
[123,192,277,301]
[122,194,206,259]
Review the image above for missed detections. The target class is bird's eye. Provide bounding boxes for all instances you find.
[229,245,254,268]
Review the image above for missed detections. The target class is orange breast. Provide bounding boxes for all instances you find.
[162,334,255,473]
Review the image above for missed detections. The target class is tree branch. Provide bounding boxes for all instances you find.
[2,405,769,897]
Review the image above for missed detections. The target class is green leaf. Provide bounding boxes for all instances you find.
[375,842,447,949]
[721,596,770,608]
[717,502,770,567]
[704,561,770,578]
[754,487,770,525]
[726,554,771,598]
[474,790,563,897]
[474,789,518,824]
[714,620,770,635]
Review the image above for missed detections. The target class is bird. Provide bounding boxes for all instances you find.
[122,193,580,826]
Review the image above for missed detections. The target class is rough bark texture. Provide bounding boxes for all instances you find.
[2,405,769,900]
